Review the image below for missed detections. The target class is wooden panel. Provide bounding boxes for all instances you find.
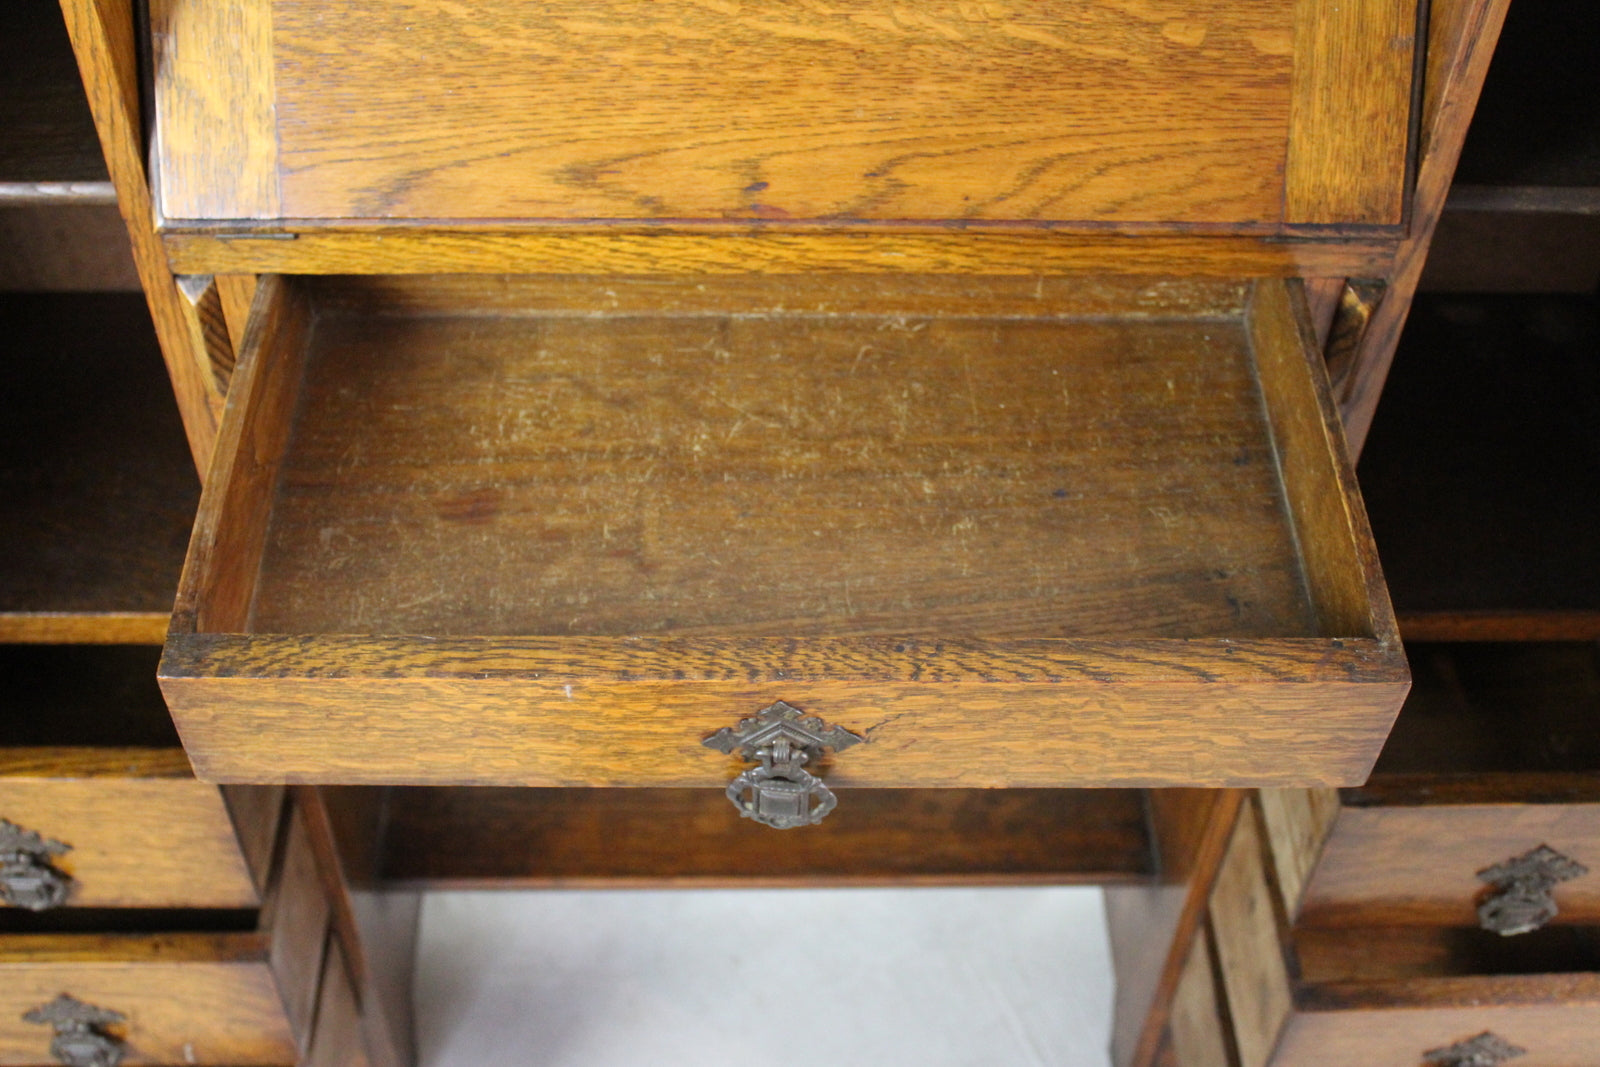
[173,275,232,424]
[1279,975,1600,1067]
[0,780,256,909]
[222,785,286,896]
[148,0,278,220]
[1207,805,1290,1067]
[381,788,1151,886]
[1106,790,1242,1067]
[151,0,1308,226]
[59,0,223,468]
[215,275,259,365]
[264,813,329,1049]
[1284,0,1416,224]
[159,229,1400,279]
[304,939,369,1067]
[0,294,199,637]
[1168,924,1234,1067]
[1,0,109,187]
[0,205,140,291]
[1299,803,1600,928]
[1337,0,1512,453]
[0,934,296,1065]
[1255,787,1339,920]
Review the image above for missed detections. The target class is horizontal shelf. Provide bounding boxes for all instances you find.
[0,294,199,639]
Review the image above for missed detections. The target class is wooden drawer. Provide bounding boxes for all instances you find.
[1276,926,1600,1067]
[0,933,297,1065]
[1280,643,1600,930]
[159,274,1406,788]
[0,646,257,912]
[149,0,1414,231]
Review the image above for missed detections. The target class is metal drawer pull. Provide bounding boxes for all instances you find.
[23,994,126,1067]
[703,701,863,830]
[1476,844,1588,936]
[0,818,74,911]
[1424,1032,1526,1067]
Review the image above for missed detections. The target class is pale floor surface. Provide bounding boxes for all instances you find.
[417,887,1114,1067]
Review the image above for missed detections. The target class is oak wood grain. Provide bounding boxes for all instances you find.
[0,933,295,1065]
[1106,790,1243,1067]
[0,780,256,910]
[161,0,1312,226]
[1207,803,1291,1067]
[380,787,1152,886]
[58,0,221,469]
[1284,0,1415,225]
[262,812,328,1050]
[1255,786,1339,921]
[148,0,277,220]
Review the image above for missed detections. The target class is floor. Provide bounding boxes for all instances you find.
[416,886,1115,1067]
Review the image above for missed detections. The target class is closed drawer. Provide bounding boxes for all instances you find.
[0,646,257,912]
[1292,643,1600,931]
[159,274,1406,788]
[1277,926,1600,1067]
[0,933,297,1065]
[149,0,1414,230]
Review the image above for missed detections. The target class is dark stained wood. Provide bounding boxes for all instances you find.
[0,204,139,291]
[159,229,1401,279]
[0,295,198,640]
[262,812,328,1049]
[1107,790,1243,1067]
[380,787,1151,886]
[1421,208,1600,294]
[1283,0,1415,225]
[0,933,297,1065]
[1359,294,1600,625]
[151,0,1411,230]
[0,1,108,189]
[1338,0,1512,453]
[0,645,175,748]
[58,0,223,468]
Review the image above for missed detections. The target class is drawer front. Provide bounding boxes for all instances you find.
[0,778,258,910]
[151,0,1413,228]
[1275,990,1600,1067]
[0,935,297,1065]
[1300,803,1600,929]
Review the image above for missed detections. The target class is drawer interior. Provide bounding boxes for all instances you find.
[162,274,1406,786]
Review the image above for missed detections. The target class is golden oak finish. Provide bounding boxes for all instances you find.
[150,0,1414,230]
[0,779,256,910]
[0,934,296,1065]
[161,274,1406,786]
[159,228,1401,279]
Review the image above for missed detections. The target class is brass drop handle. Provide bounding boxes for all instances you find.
[703,701,863,830]
[1476,844,1588,936]
[24,995,126,1067]
[0,818,75,911]
[1424,1032,1525,1067]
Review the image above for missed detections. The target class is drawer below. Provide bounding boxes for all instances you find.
[0,762,259,911]
[0,934,297,1065]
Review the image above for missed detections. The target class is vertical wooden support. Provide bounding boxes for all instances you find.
[1208,802,1293,1067]
[1302,278,1345,353]
[216,273,261,356]
[1322,281,1386,404]
[1338,0,1514,454]
[176,273,235,417]
[58,0,220,473]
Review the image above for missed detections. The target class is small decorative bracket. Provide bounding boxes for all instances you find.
[0,818,74,911]
[703,702,863,830]
[1476,844,1588,936]
[1423,1032,1526,1067]
[23,994,126,1067]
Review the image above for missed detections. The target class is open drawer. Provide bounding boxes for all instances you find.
[159,274,1407,788]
